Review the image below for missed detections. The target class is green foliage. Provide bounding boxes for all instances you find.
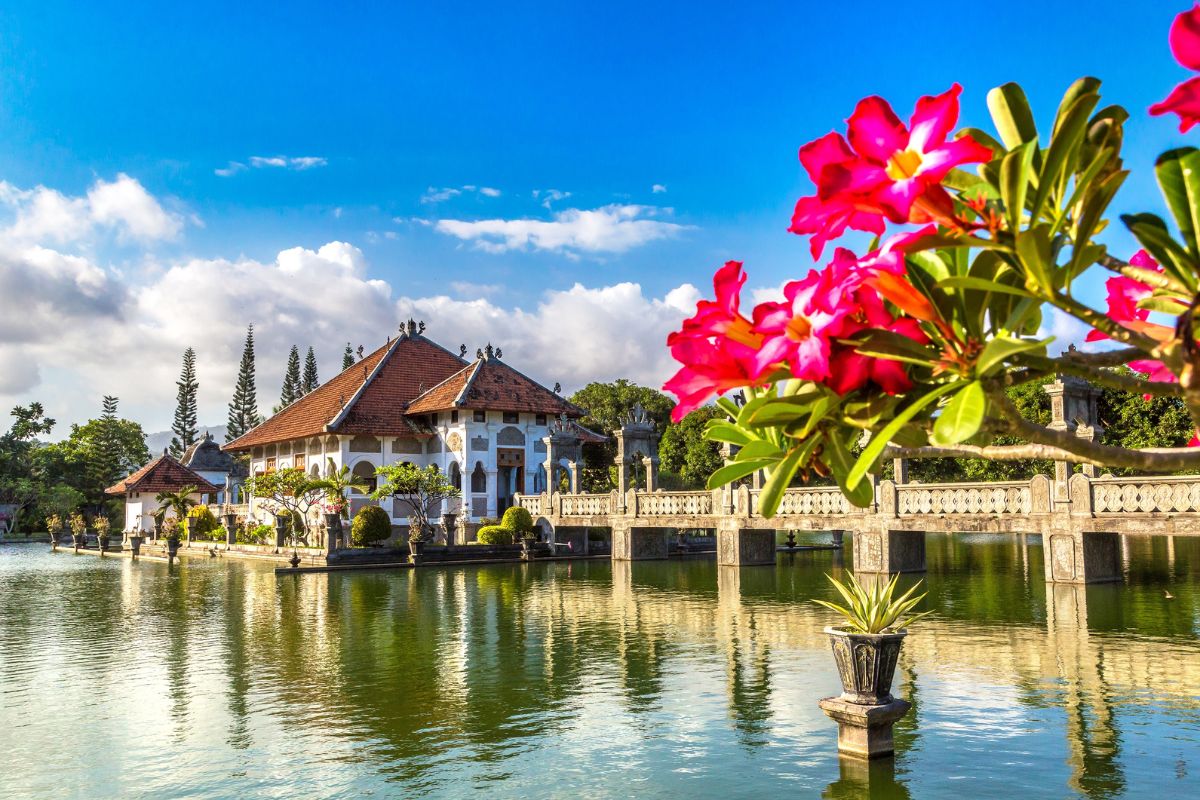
[278,344,302,410]
[350,505,391,546]
[156,485,198,525]
[226,325,261,442]
[813,573,931,634]
[658,406,725,489]
[308,458,368,516]
[186,504,221,540]
[568,380,674,492]
[372,463,459,538]
[170,348,199,458]
[500,505,534,534]
[239,523,273,545]
[342,343,354,371]
[302,346,319,395]
[476,525,514,545]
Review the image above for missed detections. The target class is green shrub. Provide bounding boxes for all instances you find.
[186,505,221,540]
[351,505,392,547]
[500,506,534,534]
[476,525,514,545]
[238,524,273,545]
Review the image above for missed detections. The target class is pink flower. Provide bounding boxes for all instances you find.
[1086,251,1180,343]
[789,86,992,257]
[827,317,930,396]
[1152,5,1200,131]
[664,261,771,421]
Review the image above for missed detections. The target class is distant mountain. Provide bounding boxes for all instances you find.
[144,425,228,456]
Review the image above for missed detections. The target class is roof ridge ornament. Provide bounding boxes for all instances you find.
[460,344,468,358]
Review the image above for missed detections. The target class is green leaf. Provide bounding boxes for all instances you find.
[1122,211,1198,291]
[974,336,1047,376]
[758,445,806,518]
[707,459,775,490]
[1001,141,1038,232]
[735,439,784,461]
[937,275,1037,298]
[931,381,987,445]
[703,420,752,446]
[823,433,874,508]
[987,82,1040,151]
[745,401,812,428]
[1032,88,1098,221]
[846,382,960,490]
[850,329,939,366]
[1154,147,1200,254]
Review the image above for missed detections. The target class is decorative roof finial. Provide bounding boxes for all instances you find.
[495,347,502,359]
[460,344,468,358]
[484,343,494,359]
[356,345,364,360]
[476,347,484,360]
[553,382,561,394]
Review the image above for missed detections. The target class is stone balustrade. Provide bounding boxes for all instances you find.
[752,486,856,517]
[896,480,1037,516]
[1088,474,1200,514]
[559,493,611,517]
[635,490,714,517]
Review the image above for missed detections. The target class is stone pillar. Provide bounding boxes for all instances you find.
[716,522,775,566]
[568,462,581,494]
[643,456,658,492]
[1042,528,1122,583]
[818,697,912,759]
[1045,374,1104,501]
[611,522,669,561]
[892,457,908,485]
[852,527,925,573]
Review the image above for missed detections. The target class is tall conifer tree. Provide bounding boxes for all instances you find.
[342,342,354,371]
[92,395,125,493]
[302,346,319,395]
[279,345,302,408]
[226,326,261,442]
[170,347,199,457]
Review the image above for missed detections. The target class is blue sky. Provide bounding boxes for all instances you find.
[0,1,1193,432]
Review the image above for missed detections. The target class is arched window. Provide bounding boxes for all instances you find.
[534,463,546,493]
[449,461,462,490]
[351,461,377,494]
[471,462,487,493]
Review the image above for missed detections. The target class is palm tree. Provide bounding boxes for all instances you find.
[309,458,370,518]
[155,485,198,539]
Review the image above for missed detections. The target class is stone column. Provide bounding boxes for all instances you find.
[1042,529,1121,583]
[1045,375,1104,501]
[643,456,658,492]
[892,457,908,485]
[716,521,775,566]
[852,526,926,573]
[568,462,581,494]
[611,522,669,560]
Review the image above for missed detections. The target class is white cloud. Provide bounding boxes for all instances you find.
[435,204,690,255]
[217,156,327,176]
[652,184,667,194]
[421,184,502,204]
[449,280,502,298]
[1038,307,1103,354]
[533,188,571,209]
[0,174,183,244]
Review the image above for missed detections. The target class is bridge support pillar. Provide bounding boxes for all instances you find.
[852,529,925,574]
[716,524,775,566]
[1043,529,1121,583]
[612,523,668,561]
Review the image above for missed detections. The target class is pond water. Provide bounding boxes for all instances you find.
[1,535,1198,799]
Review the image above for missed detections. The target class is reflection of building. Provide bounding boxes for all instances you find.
[223,321,589,526]
[106,452,219,532]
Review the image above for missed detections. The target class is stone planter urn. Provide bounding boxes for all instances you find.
[72,533,86,551]
[409,538,426,557]
[825,627,906,705]
[153,518,162,541]
[166,536,181,561]
[274,516,288,550]
[49,529,60,550]
[289,552,302,568]
[785,531,797,549]
[441,513,457,546]
[128,534,143,557]
[324,513,344,550]
[520,535,536,560]
[97,535,110,554]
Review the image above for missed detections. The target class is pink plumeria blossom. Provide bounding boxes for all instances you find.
[1087,250,1180,343]
[827,317,930,396]
[789,85,991,257]
[1152,5,1200,131]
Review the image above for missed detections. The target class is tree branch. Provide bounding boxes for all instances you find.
[1011,353,1183,397]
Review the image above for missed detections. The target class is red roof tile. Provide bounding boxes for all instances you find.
[407,356,582,417]
[106,454,219,496]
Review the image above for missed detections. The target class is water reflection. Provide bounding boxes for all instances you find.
[0,536,1197,798]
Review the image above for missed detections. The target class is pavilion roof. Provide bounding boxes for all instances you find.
[105,453,219,496]
[406,355,582,417]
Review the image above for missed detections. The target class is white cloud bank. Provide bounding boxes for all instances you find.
[435,204,690,255]
[420,184,502,204]
[0,176,699,432]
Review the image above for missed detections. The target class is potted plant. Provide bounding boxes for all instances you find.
[68,512,88,551]
[323,500,346,549]
[813,573,930,705]
[407,518,428,559]
[370,463,460,560]
[310,458,367,542]
[500,506,537,558]
[162,517,182,560]
[93,515,111,554]
[45,513,62,550]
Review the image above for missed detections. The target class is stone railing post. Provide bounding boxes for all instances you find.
[736,484,751,517]
[1068,473,1093,517]
[627,488,639,518]
[877,479,898,519]
[1029,474,1052,514]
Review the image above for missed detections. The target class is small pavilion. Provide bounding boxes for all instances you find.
[106,452,219,533]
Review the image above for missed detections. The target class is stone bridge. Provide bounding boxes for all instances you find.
[515,471,1200,584]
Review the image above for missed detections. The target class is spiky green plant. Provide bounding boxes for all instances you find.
[813,573,931,634]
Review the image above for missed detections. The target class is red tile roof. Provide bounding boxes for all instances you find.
[407,357,582,417]
[105,454,219,496]
[224,333,467,451]
[224,332,582,452]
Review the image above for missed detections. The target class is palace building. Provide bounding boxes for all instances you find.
[223,320,603,534]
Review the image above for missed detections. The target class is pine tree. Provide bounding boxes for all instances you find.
[302,346,319,395]
[92,395,125,494]
[226,326,261,442]
[169,348,199,457]
[342,343,354,371]
[279,345,302,408]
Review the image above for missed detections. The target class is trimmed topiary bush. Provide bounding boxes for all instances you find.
[351,505,392,547]
[476,525,514,545]
[501,506,534,535]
